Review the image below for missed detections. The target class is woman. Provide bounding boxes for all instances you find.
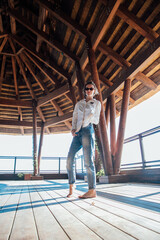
[66,81,101,198]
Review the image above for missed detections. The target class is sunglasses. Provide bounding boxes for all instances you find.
[85,87,94,91]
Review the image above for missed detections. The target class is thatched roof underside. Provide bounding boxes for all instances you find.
[0,0,159,135]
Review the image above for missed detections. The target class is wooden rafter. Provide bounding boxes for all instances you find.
[0,14,3,33]
[0,119,41,127]
[11,56,18,96]
[0,55,6,93]
[50,100,72,130]
[8,0,16,34]
[71,0,123,86]
[103,36,160,98]
[0,98,32,107]
[36,106,50,134]
[7,8,79,62]
[99,72,135,104]
[8,38,37,99]
[135,72,158,90]
[36,6,47,52]
[23,51,58,85]
[98,41,131,67]
[11,55,24,134]
[20,52,47,92]
[44,111,72,127]
[116,5,159,43]
[0,37,8,53]
[11,35,71,80]
[37,84,69,107]
[35,0,89,38]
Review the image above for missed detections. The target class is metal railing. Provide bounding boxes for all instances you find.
[0,156,84,174]
[0,126,159,174]
[120,125,160,170]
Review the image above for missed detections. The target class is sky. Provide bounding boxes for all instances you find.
[0,91,160,157]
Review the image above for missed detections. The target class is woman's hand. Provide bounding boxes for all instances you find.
[71,129,77,136]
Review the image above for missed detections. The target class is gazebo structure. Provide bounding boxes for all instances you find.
[0,0,160,179]
[0,1,160,239]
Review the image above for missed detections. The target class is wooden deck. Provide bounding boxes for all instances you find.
[0,180,160,240]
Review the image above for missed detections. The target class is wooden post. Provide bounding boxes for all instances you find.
[105,97,110,127]
[87,37,113,175]
[37,121,45,175]
[94,124,105,173]
[114,79,131,174]
[75,61,85,100]
[110,93,116,168]
[32,99,38,176]
[68,78,77,107]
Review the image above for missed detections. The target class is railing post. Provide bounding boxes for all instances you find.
[14,157,17,174]
[138,134,146,169]
[59,157,61,174]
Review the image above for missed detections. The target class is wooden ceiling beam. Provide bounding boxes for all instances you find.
[135,72,158,90]
[44,111,72,127]
[20,52,47,92]
[0,55,6,93]
[98,41,131,67]
[7,8,79,62]
[71,0,123,86]
[8,38,37,100]
[0,98,32,107]
[103,36,160,99]
[0,37,8,52]
[98,72,135,104]
[91,0,124,50]
[35,0,89,38]
[36,6,47,52]
[11,56,18,96]
[23,50,58,85]
[116,5,159,43]
[11,35,71,80]
[0,14,3,32]
[15,55,37,100]
[37,84,69,107]
[0,119,41,127]
[8,0,16,34]
[0,34,8,39]
[50,100,72,130]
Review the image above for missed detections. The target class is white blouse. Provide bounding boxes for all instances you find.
[72,99,101,132]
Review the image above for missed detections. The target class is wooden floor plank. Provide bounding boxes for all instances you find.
[9,184,39,240]
[0,182,23,240]
[102,184,160,203]
[37,184,135,240]
[31,182,102,240]
[0,182,18,209]
[0,180,160,240]
[55,188,160,240]
[28,182,70,240]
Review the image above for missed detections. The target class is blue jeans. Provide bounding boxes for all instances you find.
[66,124,96,189]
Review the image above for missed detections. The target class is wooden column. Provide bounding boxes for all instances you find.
[110,93,116,168]
[114,79,131,174]
[105,97,110,127]
[94,124,104,172]
[68,78,77,107]
[75,61,85,100]
[38,121,45,175]
[32,99,38,176]
[87,38,113,175]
